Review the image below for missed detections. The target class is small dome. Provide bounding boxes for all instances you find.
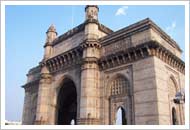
[85,5,99,11]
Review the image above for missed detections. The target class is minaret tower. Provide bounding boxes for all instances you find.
[79,5,101,125]
[35,25,57,124]
[44,24,57,60]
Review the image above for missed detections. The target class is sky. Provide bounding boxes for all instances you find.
[5,5,185,122]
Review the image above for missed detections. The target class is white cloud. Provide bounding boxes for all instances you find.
[115,6,128,16]
[165,21,176,37]
[166,21,176,32]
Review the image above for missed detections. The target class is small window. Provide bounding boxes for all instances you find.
[110,76,128,96]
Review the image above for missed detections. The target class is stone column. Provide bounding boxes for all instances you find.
[34,66,52,125]
[22,88,30,124]
[78,5,101,124]
[78,53,101,125]
[44,24,57,60]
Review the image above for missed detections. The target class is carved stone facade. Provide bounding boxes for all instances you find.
[22,5,185,125]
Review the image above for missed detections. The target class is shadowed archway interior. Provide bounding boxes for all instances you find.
[172,107,178,125]
[57,78,77,125]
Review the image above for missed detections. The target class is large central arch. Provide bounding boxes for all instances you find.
[56,77,77,125]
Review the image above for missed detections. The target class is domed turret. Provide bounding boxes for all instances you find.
[45,24,57,44]
[85,5,99,21]
[43,24,57,60]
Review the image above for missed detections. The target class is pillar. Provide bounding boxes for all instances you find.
[78,5,101,125]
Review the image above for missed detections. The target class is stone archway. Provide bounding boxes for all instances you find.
[56,78,77,125]
[168,76,180,125]
[108,74,132,125]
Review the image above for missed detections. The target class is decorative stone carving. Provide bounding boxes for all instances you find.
[101,37,131,56]
[99,40,185,73]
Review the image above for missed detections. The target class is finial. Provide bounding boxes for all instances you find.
[85,5,99,11]
[45,24,57,45]
[85,5,99,20]
[46,24,57,34]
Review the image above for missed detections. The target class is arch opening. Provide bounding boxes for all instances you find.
[57,78,77,125]
[168,76,180,125]
[172,107,178,125]
[115,107,127,125]
[108,74,132,125]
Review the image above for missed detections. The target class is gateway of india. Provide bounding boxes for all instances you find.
[22,5,185,125]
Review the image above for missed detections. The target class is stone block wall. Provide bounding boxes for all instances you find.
[22,66,41,125]
[153,56,185,125]
[22,85,39,124]
[52,31,84,57]
[150,29,181,58]
[133,57,159,124]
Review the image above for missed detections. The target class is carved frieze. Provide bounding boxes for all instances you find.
[44,46,83,73]
[99,40,185,74]
[101,37,131,56]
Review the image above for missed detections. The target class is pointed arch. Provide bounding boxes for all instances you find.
[108,73,133,125]
[56,75,77,92]
[115,106,127,125]
[168,75,179,93]
[56,76,77,125]
[168,75,180,125]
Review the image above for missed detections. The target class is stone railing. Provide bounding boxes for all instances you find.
[42,46,83,73]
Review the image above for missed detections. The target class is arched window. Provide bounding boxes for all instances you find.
[168,77,180,125]
[110,75,128,96]
[115,107,127,125]
[168,77,177,98]
[172,107,178,125]
[109,74,132,125]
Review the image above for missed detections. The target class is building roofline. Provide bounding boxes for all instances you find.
[52,23,85,46]
[52,21,113,46]
[51,18,181,52]
[27,65,41,76]
[148,18,182,52]
[99,18,182,52]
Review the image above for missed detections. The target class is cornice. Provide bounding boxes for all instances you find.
[43,46,83,73]
[52,23,85,46]
[27,66,41,76]
[99,18,182,52]
[99,40,184,74]
[21,79,40,89]
[51,20,113,47]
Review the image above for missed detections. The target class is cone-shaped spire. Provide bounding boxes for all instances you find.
[45,24,57,44]
[46,24,57,33]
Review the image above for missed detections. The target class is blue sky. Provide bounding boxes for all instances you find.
[5,5,185,121]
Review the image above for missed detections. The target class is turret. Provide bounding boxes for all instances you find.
[35,25,56,124]
[85,5,99,21]
[84,5,99,40]
[43,24,57,60]
[79,5,101,124]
